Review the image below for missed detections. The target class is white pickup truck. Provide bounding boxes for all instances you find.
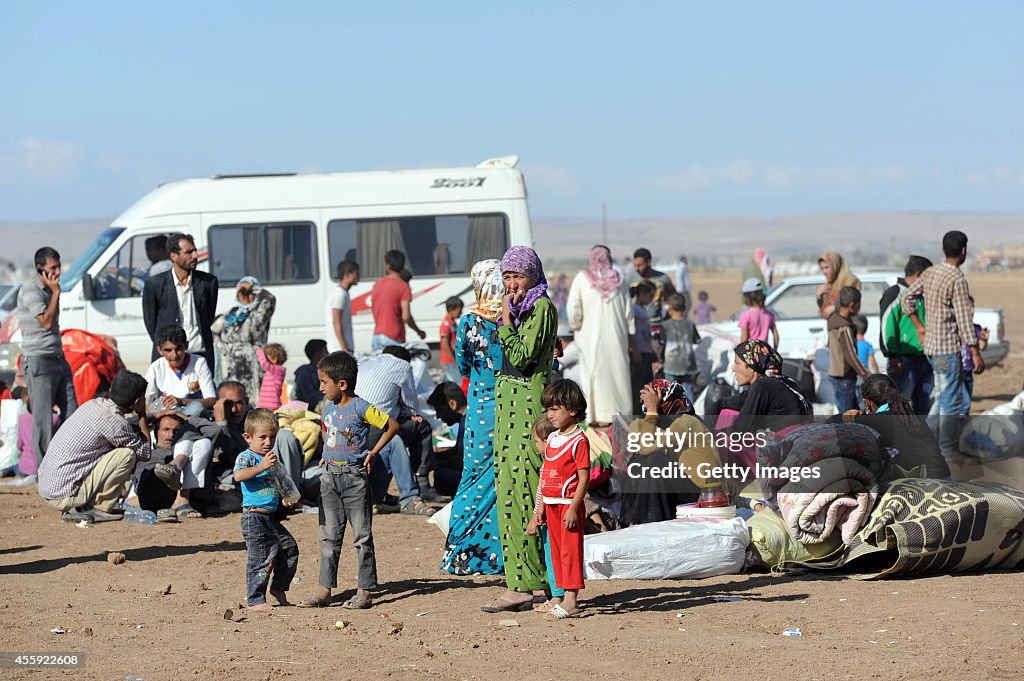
[698,271,1009,370]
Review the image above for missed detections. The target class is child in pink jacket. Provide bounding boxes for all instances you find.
[257,344,288,410]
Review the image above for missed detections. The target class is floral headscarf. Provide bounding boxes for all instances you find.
[499,246,548,327]
[470,259,503,323]
[225,276,262,329]
[642,378,695,416]
[582,245,622,301]
[734,339,810,412]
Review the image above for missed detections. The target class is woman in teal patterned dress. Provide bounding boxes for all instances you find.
[440,260,504,575]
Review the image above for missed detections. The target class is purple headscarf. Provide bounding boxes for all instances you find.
[500,246,548,327]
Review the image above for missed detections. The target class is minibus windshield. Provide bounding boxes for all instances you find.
[61,227,125,292]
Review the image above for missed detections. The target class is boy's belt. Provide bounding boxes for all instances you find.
[325,461,365,474]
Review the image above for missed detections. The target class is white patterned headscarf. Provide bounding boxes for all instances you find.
[471,259,503,323]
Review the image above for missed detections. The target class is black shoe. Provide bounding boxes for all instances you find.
[419,487,451,504]
[87,507,125,522]
[61,508,92,523]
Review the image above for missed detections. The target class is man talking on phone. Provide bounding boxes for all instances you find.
[15,246,79,481]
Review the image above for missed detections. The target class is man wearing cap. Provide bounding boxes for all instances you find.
[738,278,778,348]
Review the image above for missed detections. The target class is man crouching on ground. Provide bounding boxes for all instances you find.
[38,371,151,522]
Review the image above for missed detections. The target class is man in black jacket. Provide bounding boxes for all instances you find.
[142,233,219,369]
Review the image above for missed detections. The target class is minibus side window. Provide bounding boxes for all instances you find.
[93,236,160,299]
[209,222,318,285]
[326,213,507,279]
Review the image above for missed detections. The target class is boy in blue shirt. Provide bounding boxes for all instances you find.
[300,351,399,609]
[233,408,299,611]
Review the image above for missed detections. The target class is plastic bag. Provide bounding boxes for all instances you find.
[746,509,842,570]
[0,399,25,470]
[428,501,453,535]
[583,516,748,580]
[271,463,301,504]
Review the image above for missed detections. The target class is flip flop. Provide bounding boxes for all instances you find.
[154,463,182,491]
[545,604,584,620]
[156,508,179,523]
[480,596,543,613]
[297,593,332,608]
[342,594,373,609]
[173,503,202,520]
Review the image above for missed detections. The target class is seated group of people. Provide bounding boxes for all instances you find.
[36,324,468,524]
[617,338,950,526]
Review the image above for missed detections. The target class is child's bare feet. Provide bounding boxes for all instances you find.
[247,603,274,612]
[269,588,290,606]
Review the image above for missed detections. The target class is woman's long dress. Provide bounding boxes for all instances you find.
[212,290,276,401]
[493,297,558,593]
[440,313,504,575]
[566,273,633,423]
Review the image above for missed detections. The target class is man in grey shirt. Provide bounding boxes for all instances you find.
[16,246,78,480]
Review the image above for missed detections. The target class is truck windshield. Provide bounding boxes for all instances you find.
[61,227,125,292]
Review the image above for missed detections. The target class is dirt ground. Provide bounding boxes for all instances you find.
[1,270,1021,681]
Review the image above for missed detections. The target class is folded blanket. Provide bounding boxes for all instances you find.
[759,422,888,545]
[806,478,1024,578]
[776,456,878,544]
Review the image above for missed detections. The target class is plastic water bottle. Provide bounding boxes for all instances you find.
[123,505,157,525]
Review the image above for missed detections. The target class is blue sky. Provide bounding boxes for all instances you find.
[2,1,1022,222]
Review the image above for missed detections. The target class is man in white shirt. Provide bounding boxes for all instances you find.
[326,260,360,354]
[144,324,216,419]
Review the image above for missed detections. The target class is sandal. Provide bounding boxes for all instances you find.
[173,503,202,520]
[545,604,584,620]
[154,463,182,491]
[297,593,332,608]
[481,595,545,613]
[342,594,373,609]
[156,508,179,523]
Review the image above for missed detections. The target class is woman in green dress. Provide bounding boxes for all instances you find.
[481,246,559,612]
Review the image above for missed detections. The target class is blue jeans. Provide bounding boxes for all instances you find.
[888,354,934,415]
[241,510,298,606]
[960,374,975,416]
[441,363,462,385]
[829,376,859,414]
[927,352,965,456]
[371,334,401,351]
[369,437,422,506]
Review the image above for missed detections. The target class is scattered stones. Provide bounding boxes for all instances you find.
[159,584,172,596]
[83,627,94,636]
[107,552,126,565]
[389,622,404,635]
[335,620,347,629]
[499,619,520,627]
[223,609,235,621]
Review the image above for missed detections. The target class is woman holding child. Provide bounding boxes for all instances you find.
[816,251,860,318]
[212,276,277,399]
[566,245,633,426]
[481,246,559,612]
[440,259,505,576]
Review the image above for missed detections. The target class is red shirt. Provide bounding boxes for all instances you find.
[371,276,412,342]
[540,426,590,501]
[439,315,457,364]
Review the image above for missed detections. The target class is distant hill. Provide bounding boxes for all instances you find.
[532,212,1024,270]
[0,219,111,267]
